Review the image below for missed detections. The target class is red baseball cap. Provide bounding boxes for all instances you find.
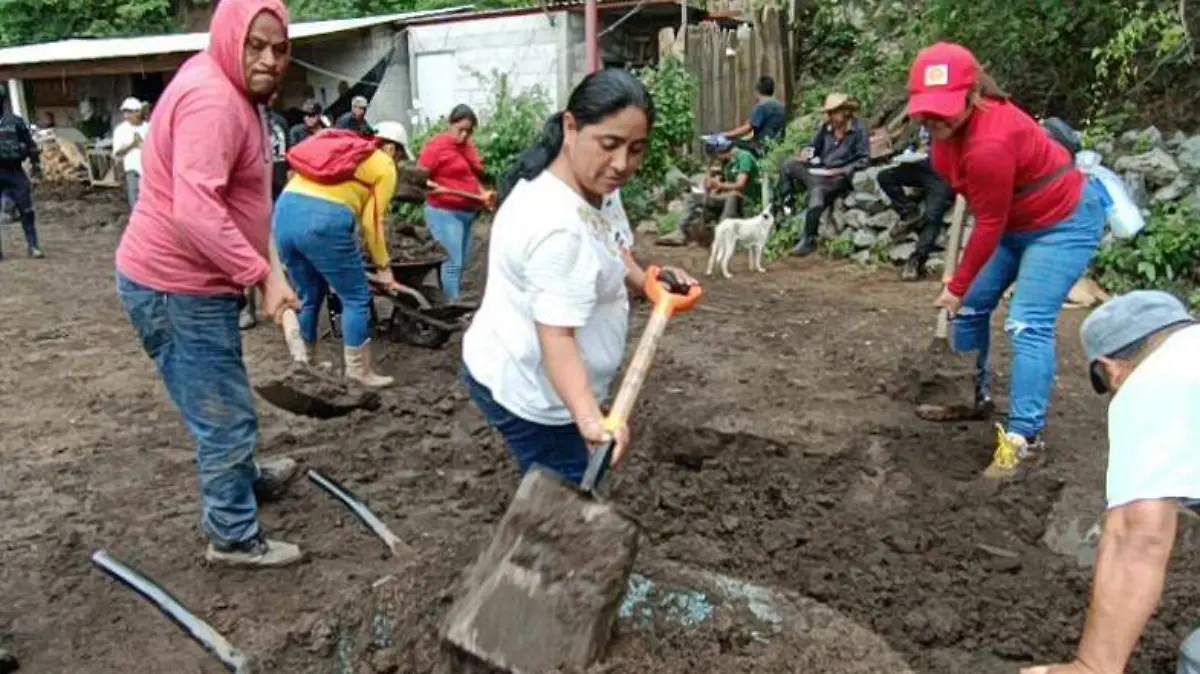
[907,42,980,119]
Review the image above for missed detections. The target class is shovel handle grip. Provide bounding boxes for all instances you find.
[935,196,968,341]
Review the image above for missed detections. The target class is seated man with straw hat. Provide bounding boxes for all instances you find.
[777,92,870,257]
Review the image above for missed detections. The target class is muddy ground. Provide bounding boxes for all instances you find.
[2,183,1198,674]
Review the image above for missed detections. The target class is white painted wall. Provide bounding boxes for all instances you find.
[292,26,412,132]
[407,13,567,126]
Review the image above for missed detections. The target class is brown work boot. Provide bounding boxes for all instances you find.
[981,424,1045,480]
[344,340,394,388]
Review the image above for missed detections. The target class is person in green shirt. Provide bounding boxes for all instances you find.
[665,135,759,247]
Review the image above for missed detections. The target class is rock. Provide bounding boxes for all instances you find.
[865,210,900,232]
[851,249,872,265]
[1094,139,1116,160]
[1166,130,1189,152]
[1120,126,1163,150]
[1152,178,1192,203]
[852,167,882,195]
[666,198,687,214]
[655,227,687,247]
[853,229,878,249]
[818,219,839,240]
[1113,148,1180,188]
[1187,187,1200,215]
[924,254,945,276]
[637,219,660,236]
[370,647,400,673]
[1176,135,1200,174]
[889,242,916,263]
[1123,171,1149,207]
[834,208,869,231]
[665,165,691,191]
[848,190,889,213]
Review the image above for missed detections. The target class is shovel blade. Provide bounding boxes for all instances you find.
[441,468,640,673]
[253,364,380,419]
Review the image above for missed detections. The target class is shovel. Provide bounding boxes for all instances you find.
[911,195,989,421]
[252,240,381,419]
[439,267,703,674]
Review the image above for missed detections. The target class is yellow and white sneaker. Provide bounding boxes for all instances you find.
[982,423,1045,480]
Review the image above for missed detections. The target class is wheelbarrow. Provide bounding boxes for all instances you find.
[326,257,478,349]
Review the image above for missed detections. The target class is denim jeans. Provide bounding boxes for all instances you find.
[116,272,263,546]
[425,205,477,301]
[951,178,1107,437]
[462,367,608,487]
[273,192,372,347]
[124,171,140,209]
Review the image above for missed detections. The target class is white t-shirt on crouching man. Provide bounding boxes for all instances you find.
[462,171,634,425]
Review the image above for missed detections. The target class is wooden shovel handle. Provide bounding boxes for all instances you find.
[935,195,968,340]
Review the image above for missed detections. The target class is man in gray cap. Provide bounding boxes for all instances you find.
[1023,289,1199,674]
[336,95,374,135]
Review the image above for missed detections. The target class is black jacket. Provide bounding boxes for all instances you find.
[808,118,870,172]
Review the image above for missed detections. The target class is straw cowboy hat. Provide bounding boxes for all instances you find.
[822,93,860,113]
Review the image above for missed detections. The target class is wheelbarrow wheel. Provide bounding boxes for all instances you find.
[393,316,452,349]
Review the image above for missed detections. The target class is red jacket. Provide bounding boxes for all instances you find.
[418,133,485,212]
[931,99,1085,297]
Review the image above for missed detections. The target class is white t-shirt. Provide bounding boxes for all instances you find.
[1105,323,1200,509]
[112,120,150,174]
[462,171,634,426]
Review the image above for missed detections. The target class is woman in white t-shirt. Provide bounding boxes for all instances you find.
[461,68,697,487]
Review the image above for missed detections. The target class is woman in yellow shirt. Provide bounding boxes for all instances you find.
[273,121,411,388]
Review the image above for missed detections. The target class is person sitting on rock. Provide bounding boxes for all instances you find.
[876,123,956,281]
[778,93,870,257]
[1022,290,1199,674]
[720,74,787,156]
[663,134,759,247]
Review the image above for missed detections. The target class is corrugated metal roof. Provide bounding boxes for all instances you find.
[0,7,473,67]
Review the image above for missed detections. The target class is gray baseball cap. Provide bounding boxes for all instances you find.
[1079,289,1195,393]
[352,95,369,109]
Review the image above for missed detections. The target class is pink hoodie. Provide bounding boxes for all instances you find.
[115,0,289,296]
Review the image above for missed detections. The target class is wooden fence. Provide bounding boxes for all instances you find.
[657,6,790,140]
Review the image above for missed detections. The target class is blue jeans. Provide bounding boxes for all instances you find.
[952,178,1107,437]
[462,367,608,487]
[116,272,263,546]
[124,170,140,209]
[425,205,477,301]
[273,192,372,347]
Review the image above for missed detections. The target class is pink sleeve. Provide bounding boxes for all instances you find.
[948,142,1016,297]
[170,92,271,287]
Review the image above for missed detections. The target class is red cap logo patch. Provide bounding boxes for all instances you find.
[923,64,950,88]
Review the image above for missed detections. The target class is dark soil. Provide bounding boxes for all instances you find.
[3,182,1199,674]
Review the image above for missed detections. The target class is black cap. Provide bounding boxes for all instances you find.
[301,99,322,116]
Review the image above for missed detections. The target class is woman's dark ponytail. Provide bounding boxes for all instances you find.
[498,112,565,206]
[495,68,655,208]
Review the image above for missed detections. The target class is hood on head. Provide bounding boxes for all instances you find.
[207,0,290,96]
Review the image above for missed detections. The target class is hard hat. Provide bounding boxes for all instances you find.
[120,97,143,112]
[373,121,413,160]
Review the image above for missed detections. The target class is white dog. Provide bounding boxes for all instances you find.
[705,209,776,278]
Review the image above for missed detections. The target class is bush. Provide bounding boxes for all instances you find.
[392,71,551,224]
[622,55,700,225]
[1092,202,1200,308]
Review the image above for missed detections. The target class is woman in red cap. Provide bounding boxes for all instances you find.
[906,42,1109,479]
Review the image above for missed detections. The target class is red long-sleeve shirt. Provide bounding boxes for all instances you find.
[418,133,485,212]
[931,99,1085,297]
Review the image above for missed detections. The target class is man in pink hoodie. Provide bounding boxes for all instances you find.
[115,0,303,568]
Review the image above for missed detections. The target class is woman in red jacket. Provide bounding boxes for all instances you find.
[907,42,1108,480]
[419,104,491,301]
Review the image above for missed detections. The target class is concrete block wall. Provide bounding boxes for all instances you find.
[408,13,567,123]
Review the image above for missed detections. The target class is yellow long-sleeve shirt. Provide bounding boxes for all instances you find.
[284,148,397,268]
